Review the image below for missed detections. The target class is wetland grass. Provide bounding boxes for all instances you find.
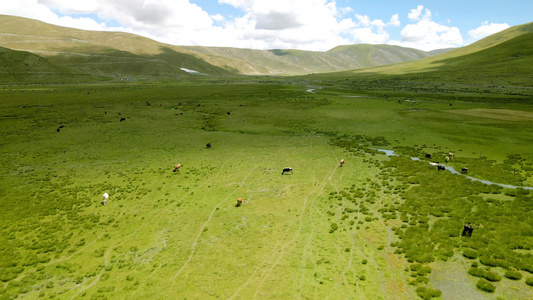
[0,80,532,299]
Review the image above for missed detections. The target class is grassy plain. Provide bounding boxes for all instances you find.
[0,80,532,299]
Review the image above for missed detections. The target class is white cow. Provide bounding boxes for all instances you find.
[429,162,439,167]
[102,193,109,205]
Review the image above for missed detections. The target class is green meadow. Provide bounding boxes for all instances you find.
[1,80,532,299]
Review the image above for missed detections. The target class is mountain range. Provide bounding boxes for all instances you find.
[0,14,531,84]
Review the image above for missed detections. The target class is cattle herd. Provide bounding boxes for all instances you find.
[427,152,468,173]
[99,148,476,235]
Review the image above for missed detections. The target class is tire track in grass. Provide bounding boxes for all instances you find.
[69,247,112,300]
[124,160,235,297]
[169,166,258,285]
[249,160,340,299]
[229,163,336,300]
[65,161,230,298]
[296,150,345,298]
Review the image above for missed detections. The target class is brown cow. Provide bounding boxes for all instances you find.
[236,197,243,207]
[173,163,181,172]
[339,159,345,167]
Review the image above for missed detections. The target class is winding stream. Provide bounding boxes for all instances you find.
[375,149,533,190]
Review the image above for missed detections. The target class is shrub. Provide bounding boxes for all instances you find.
[468,267,502,282]
[476,279,495,293]
[418,266,432,276]
[526,277,533,286]
[330,223,338,233]
[410,263,422,271]
[504,270,522,280]
[416,276,429,284]
[463,249,478,259]
[415,286,442,300]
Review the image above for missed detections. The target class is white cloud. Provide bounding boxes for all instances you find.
[1,1,494,52]
[389,14,400,27]
[468,21,510,40]
[408,5,431,22]
[349,13,399,45]
[392,6,463,51]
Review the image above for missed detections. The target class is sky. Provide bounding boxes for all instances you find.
[0,0,531,52]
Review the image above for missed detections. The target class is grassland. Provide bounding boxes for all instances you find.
[0,79,532,299]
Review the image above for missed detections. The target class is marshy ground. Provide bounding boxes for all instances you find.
[0,80,532,299]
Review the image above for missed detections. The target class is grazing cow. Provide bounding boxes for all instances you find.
[462,223,473,237]
[227,112,231,115]
[429,162,439,168]
[120,118,126,122]
[57,128,60,133]
[102,193,109,205]
[425,153,432,159]
[449,152,454,159]
[236,197,243,207]
[445,156,450,162]
[282,167,293,175]
[59,125,65,128]
[206,143,212,149]
[339,159,345,167]
[173,163,181,172]
[461,167,468,173]
[437,165,446,171]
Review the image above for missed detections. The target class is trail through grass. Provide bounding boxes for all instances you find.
[0,81,532,299]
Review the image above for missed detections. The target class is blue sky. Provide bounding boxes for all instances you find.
[1,0,530,51]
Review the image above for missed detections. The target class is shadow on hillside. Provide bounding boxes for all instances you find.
[44,45,233,79]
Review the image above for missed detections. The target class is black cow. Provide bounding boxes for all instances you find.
[437,165,446,171]
[425,153,432,159]
[120,118,126,122]
[282,167,293,175]
[206,143,212,149]
[461,167,468,173]
[462,224,473,237]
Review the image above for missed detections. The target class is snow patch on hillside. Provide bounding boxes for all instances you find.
[180,68,205,75]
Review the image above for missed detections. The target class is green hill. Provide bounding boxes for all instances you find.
[322,22,533,86]
[0,15,446,79]
[183,44,436,75]
[0,46,100,83]
[0,15,232,80]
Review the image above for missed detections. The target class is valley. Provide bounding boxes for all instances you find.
[0,15,532,300]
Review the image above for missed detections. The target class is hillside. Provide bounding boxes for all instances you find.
[182,44,435,75]
[0,15,233,80]
[321,21,533,86]
[0,15,445,80]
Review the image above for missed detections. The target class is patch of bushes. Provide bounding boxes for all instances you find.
[504,270,522,280]
[476,279,495,293]
[329,223,338,233]
[526,276,533,286]
[462,249,478,259]
[415,286,442,299]
[468,267,502,282]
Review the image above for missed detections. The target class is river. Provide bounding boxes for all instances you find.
[374,149,533,190]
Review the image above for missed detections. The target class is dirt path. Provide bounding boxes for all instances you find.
[169,166,258,284]
[245,154,340,299]
[69,247,112,300]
